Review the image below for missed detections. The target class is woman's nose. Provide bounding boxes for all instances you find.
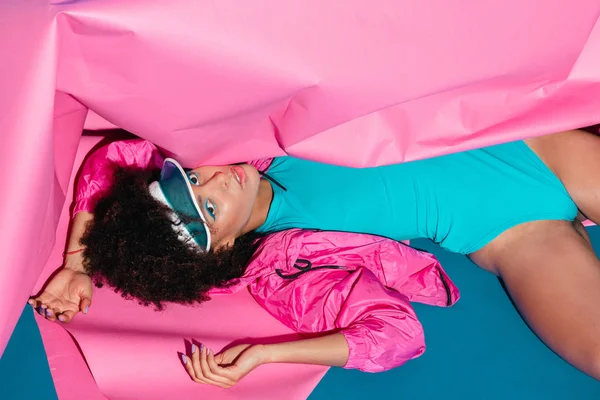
[210,171,229,190]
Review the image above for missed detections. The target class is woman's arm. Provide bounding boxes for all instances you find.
[30,139,165,322]
[183,229,456,387]
[28,212,94,321]
[183,268,426,388]
[50,139,163,274]
[264,332,348,366]
[63,211,93,272]
[182,333,348,389]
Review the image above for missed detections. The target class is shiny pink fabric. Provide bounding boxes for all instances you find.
[1,0,600,398]
[73,139,164,214]
[75,139,459,372]
[237,229,459,372]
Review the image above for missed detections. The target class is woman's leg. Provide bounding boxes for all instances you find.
[472,129,600,378]
[525,129,600,224]
[474,220,600,379]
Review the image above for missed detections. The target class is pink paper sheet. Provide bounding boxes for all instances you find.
[36,136,328,400]
[1,1,600,399]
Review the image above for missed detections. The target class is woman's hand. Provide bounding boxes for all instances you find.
[28,266,93,323]
[182,343,269,389]
[181,333,349,388]
[30,212,95,323]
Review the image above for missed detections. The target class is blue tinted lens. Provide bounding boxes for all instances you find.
[159,161,209,249]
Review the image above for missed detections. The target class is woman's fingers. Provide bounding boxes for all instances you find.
[32,300,47,317]
[184,344,233,388]
[29,298,42,314]
[29,296,51,313]
[213,351,226,365]
[206,349,235,386]
[197,345,232,388]
[31,299,57,321]
[196,345,213,380]
[29,293,84,323]
[206,350,222,373]
[58,309,76,323]
[28,298,39,310]
[79,297,91,315]
[206,349,237,387]
[187,345,213,385]
[182,350,215,386]
[182,354,207,384]
[31,293,51,306]
[44,308,57,322]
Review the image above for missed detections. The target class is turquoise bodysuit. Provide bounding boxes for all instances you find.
[256,140,578,254]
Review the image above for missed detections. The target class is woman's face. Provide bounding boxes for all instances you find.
[185,163,261,249]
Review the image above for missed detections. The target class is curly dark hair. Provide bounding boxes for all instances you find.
[80,166,262,310]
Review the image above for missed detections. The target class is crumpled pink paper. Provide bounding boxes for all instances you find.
[1,1,600,399]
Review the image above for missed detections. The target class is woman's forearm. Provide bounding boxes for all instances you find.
[263,332,349,367]
[64,211,93,272]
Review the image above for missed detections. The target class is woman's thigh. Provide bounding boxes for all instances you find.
[525,129,600,224]
[473,220,600,380]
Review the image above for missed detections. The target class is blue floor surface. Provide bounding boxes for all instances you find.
[310,226,600,399]
[2,227,600,399]
[0,305,58,400]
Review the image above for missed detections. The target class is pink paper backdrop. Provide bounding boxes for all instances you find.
[1,1,600,399]
[34,135,328,400]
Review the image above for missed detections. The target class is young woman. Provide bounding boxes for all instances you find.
[30,128,600,388]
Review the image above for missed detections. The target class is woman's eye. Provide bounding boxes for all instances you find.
[205,199,216,220]
[188,173,200,185]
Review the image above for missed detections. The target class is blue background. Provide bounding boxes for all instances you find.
[2,226,600,399]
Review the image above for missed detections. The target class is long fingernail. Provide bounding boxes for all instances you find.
[58,315,65,322]
[192,344,197,353]
[28,299,34,305]
[200,343,204,352]
[45,309,52,317]
[85,306,89,314]
[181,354,187,364]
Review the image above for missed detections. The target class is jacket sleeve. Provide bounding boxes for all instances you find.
[73,139,164,215]
[251,265,424,372]
[247,230,433,373]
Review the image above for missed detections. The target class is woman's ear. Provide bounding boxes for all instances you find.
[214,237,236,252]
[225,237,236,248]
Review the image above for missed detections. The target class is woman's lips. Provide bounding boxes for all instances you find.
[231,165,246,188]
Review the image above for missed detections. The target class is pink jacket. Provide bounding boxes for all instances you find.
[74,139,460,373]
